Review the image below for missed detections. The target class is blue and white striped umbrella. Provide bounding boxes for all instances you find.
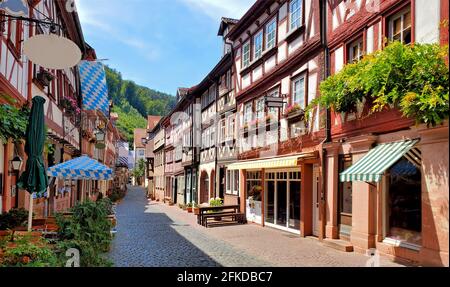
[78,60,110,117]
[47,156,113,180]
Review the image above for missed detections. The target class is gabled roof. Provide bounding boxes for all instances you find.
[147,115,162,131]
[227,0,273,41]
[218,17,240,36]
[134,128,147,149]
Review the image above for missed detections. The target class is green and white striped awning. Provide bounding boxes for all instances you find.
[340,139,420,183]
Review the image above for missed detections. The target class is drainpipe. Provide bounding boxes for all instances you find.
[320,0,331,241]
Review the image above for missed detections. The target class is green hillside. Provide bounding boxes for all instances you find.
[105,66,176,144]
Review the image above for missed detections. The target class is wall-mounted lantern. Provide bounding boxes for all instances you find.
[10,156,23,173]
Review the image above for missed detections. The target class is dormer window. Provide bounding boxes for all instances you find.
[266,18,277,50]
[289,0,303,31]
[242,41,251,68]
[254,31,263,60]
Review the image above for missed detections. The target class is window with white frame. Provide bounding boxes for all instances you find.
[227,115,235,140]
[242,41,251,68]
[348,37,364,64]
[220,119,226,143]
[254,31,263,60]
[209,85,216,103]
[210,126,215,147]
[226,170,240,195]
[201,131,206,149]
[256,97,265,121]
[292,75,306,109]
[388,7,411,44]
[244,102,253,124]
[289,0,303,31]
[226,69,232,90]
[266,18,277,50]
[267,88,280,119]
[175,145,182,161]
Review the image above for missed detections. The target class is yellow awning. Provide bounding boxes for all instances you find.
[227,152,316,170]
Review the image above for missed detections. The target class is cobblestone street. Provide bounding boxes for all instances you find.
[108,186,405,267]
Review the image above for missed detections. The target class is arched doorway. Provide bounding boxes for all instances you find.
[200,171,209,204]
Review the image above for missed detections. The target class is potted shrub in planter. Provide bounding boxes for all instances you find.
[209,198,224,221]
[186,202,193,213]
[193,202,200,215]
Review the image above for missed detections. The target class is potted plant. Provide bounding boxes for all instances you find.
[36,69,55,87]
[209,198,224,221]
[192,202,200,215]
[186,202,193,213]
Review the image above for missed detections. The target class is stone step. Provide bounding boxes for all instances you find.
[323,239,354,252]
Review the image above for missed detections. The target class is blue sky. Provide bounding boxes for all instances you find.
[76,0,254,96]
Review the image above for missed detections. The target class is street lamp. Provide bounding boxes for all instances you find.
[95,130,106,142]
[141,138,148,145]
[10,156,23,173]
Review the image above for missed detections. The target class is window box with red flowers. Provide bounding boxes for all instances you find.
[61,95,81,117]
[284,103,305,123]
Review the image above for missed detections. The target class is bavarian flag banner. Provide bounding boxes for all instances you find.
[78,60,110,117]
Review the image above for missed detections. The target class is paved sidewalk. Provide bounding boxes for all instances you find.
[109,185,404,267]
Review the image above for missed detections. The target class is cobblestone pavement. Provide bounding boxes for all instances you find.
[109,185,405,267]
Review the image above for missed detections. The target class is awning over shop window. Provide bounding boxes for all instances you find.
[78,60,109,117]
[47,156,113,180]
[227,152,316,171]
[340,139,420,183]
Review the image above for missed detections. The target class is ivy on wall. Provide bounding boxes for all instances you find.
[0,103,30,142]
[307,42,449,127]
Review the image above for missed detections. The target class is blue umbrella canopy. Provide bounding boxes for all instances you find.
[47,155,113,180]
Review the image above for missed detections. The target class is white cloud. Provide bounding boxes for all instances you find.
[76,0,161,61]
[179,0,255,21]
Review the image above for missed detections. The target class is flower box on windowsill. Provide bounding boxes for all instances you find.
[36,69,55,87]
[286,109,305,123]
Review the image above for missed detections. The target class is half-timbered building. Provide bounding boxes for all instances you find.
[321,0,449,266]
[225,0,325,236]
[1,0,87,216]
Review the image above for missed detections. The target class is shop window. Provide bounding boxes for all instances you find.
[246,171,262,201]
[338,155,353,235]
[388,7,412,45]
[387,157,422,246]
[226,170,240,195]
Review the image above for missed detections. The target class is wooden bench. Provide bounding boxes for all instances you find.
[197,205,246,227]
[203,213,246,228]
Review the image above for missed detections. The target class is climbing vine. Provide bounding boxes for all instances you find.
[0,103,30,142]
[307,42,449,127]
